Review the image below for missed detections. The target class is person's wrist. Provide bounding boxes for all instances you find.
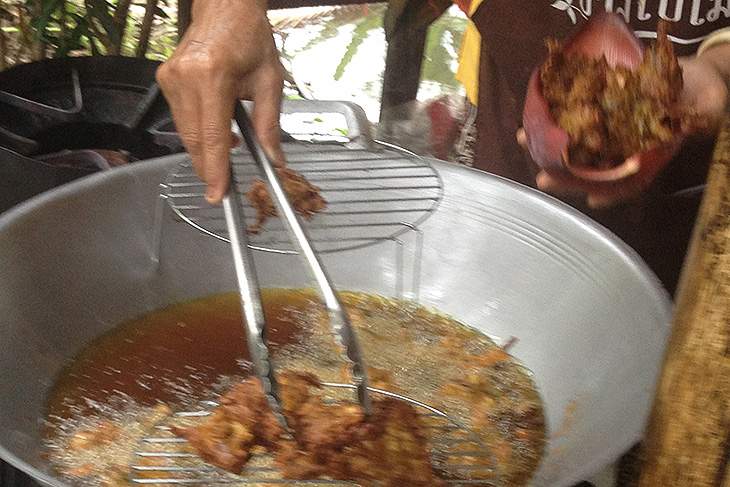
[192,0,269,22]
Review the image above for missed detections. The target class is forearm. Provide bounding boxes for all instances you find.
[697,42,730,86]
[696,29,730,85]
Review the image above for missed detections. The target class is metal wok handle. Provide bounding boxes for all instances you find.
[280,99,374,150]
[238,99,375,151]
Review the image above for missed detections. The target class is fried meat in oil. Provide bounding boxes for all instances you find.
[539,21,696,169]
[173,371,444,487]
[245,168,326,232]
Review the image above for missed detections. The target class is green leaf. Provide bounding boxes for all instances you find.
[73,14,100,55]
[85,0,120,46]
[30,0,62,41]
[420,12,465,91]
[154,6,169,19]
[295,4,386,54]
[65,22,86,50]
[88,36,100,55]
[333,14,382,81]
[300,23,340,51]
[334,36,363,81]
[65,2,80,16]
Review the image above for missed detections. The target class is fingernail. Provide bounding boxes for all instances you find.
[265,148,286,168]
[586,195,609,209]
[206,187,224,205]
[516,129,526,144]
[263,147,277,161]
[535,172,554,191]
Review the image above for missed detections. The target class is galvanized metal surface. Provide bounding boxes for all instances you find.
[0,154,671,487]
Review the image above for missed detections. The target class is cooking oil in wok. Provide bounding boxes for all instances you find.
[46,289,315,421]
[44,288,545,487]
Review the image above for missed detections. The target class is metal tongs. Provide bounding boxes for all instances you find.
[222,101,371,431]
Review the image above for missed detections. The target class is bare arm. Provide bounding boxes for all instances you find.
[680,43,730,132]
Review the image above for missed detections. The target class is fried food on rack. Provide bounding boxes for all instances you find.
[171,380,269,472]
[170,373,319,471]
[65,421,122,451]
[55,405,174,487]
[245,168,326,232]
[173,371,444,487]
[539,21,695,169]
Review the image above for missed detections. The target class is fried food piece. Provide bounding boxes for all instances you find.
[66,421,122,451]
[172,379,280,473]
[174,371,444,487]
[58,406,174,486]
[173,386,257,472]
[540,21,696,169]
[276,395,441,487]
[245,168,326,232]
[61,463,96,477]
[339,365,396,391]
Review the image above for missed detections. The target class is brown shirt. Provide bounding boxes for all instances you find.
[470,2,729,293]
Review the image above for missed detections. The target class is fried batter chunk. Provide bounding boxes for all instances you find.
[539,21,697,169]
[245,168,326,232]
[173,371,444,487]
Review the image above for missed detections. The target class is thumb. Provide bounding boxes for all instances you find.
[516,128,528,149]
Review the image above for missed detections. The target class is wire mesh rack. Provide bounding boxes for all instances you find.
[130,384,499,487]
[160,141,443,254]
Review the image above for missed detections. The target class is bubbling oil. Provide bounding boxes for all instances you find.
[46,289,314,423]
[44,288,545,487]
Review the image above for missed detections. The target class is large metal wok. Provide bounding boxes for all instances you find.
[0,133,670,486]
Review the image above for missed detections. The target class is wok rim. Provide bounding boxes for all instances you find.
[0,155,673,487]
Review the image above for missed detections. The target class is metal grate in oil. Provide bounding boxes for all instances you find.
[161,142,443,254]
[130,384,499,487]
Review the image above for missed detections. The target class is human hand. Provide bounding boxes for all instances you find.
[518,50,729,209]
[156,0,286,205]
[678,49,729,134]
[516,128,622,208]
[517,125,655,207]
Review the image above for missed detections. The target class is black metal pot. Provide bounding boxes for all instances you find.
[0,56,183,212]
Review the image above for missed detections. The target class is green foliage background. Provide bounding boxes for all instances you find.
[0,0,465,102]
[286,3,466,92]
[0,0,177,68]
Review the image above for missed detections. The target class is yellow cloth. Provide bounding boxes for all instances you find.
[455,0,486,106]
